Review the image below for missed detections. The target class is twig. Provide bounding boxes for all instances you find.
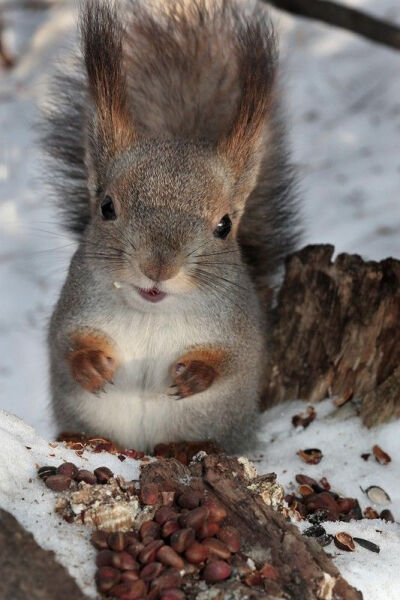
[0,13,14,69]
[268,0,400,51]
[0,1,56,11]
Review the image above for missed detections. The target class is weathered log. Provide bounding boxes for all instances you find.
[141,453,363,599]
[0,508,89,600]
[262,244,400,426]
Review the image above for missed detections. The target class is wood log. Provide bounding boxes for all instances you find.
[141,453,362,599]
[0,508,89,600]
[262,244,400,426]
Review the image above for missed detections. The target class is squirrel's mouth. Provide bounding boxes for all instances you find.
[137,286,167,303]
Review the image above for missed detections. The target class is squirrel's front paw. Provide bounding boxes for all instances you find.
[69,348,117,393]
[169,359,217,399]
[67,330,119,393]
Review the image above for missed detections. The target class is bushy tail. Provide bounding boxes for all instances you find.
[41,61,90,237]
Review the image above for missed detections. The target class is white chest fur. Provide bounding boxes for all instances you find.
[74,308,216,450]
[110,309,211,393]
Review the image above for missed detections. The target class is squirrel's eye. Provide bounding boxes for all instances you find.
[213,214,232,239]
[101,195,116,221]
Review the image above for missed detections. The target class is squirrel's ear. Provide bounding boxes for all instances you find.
[81,1,135,170]
[218,20,276,203]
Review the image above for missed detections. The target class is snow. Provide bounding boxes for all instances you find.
[2,400,399,599]
[0,1,400,598]
[252,400,400,599]
[0,409,140,598]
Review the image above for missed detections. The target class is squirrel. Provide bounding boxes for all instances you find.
[42,0,298,453]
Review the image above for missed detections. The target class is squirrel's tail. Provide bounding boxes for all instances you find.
[41,61,90,237]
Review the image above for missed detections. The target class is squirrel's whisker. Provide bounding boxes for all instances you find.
[191,261,246,268]
[186,238,212,258]
[196,249,240,258]
[192,270,248,318]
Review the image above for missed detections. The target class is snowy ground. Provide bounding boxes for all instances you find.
[0,402,398,599]
[0,409,141,598]
[0,1,399,599]
[254,399,400,600]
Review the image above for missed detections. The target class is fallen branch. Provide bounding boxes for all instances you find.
[268,0,400,51]
[262,245,400,426]
[0,14,14,69]
[141,453,363,599]
[1,1,55,10]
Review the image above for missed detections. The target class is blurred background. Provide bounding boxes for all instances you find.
[0,0,399,438]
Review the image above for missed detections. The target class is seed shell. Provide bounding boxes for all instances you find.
[334,532,355,552]
[95,566,121,592]
[353,537,380,553]
[365,486,391,505]
[56,462,78,479]
[76,469,97,485]
[203,560,232,583]
[108,531,127,552]
[292,406,316,428]
[319,477,331,490]
[297,449,323,465]
[91,530,109,550]
[380,509,395,523]
[299,484,314,497]
[372,445,391,465]
[45,474,72,492]
[170,528,195,553]
[364,507,379,519]
[201,537,231,560]
[217,526,240,553]
[38,465,57,480]
[94,466,114,484]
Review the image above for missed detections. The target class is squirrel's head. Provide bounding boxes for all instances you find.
[80,1,276,310]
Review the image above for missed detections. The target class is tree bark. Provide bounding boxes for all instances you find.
[141,453,363,599]
[262,244,400,427]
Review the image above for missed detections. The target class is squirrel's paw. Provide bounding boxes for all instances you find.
[69,348,116,393]
[169,359,217,399]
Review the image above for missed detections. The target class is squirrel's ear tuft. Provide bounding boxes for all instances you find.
[218,17,277,199]
[81,1,135,164]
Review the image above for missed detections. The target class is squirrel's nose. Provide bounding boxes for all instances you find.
[139,260,180,283]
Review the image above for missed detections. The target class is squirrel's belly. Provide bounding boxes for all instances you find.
[75,389,188,451]
[72,311,216,450]
[102,310,214,393]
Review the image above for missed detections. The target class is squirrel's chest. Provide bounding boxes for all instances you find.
[107,311,207,392]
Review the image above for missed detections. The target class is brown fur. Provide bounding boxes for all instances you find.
[68,330,119,393]
[42,0,299,294]
[81,2,135,166]
[170,347,228,399]
[218,19,276,191]
[123,1,244,140]
[42,0,300,453]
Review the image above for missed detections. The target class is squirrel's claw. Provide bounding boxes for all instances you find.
[168,385,182,399]
[169,358,217,399]
[69,346,117,394]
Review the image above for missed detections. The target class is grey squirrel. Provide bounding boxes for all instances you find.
[43,0,299,453]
